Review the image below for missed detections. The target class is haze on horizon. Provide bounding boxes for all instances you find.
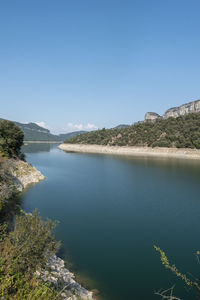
[1,0,200,134]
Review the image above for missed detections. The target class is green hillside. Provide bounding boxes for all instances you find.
[16,122,87,141]
[65,112,200,149]
[58,131,87,141]
[0,118,87,141]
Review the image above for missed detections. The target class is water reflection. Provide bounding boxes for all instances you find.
[22,142,60,153]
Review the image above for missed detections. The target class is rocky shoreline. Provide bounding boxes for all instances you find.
[59,143,200,160]
[10,159,45,191]
[0,158,94,300]
[37,255,93,300]
[0,158,45,203]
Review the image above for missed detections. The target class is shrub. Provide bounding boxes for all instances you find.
[0,211,60,299]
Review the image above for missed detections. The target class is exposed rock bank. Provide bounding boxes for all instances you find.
[145,112,161,121]
[37,255,94,300]
[0,159,45,205]
[0,158,45,194]
[59,143,200,160]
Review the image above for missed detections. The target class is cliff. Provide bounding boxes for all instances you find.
[163,99,200,119]
[0,158,45,209]
[0,159,45,195]
[145,99,200,121]
[145,112,161,121]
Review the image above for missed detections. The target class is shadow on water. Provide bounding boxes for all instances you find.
[22,142,60,154]
[74,151,200,181]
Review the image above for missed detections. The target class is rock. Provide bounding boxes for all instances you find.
[144,99,200,121]
[145,112,161,121]
[0,159,45,203]
[37,255,94,300]
[163,99,200,119]
[35,270,40,277]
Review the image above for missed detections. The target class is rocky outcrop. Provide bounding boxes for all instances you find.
[145,99,200,121]
[36,256,94,300]
[163,99,200,119]
[0,158,45,213]
[0,159,45,192]
[145,112,161,121]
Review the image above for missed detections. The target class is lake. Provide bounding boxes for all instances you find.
[21,143,200,300]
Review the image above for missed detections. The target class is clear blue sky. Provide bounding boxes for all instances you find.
[0,0,200,133]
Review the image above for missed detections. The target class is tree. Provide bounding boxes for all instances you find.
[0,120,24,157]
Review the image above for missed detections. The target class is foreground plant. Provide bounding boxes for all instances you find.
[0,210,61,299]
[155,286,181,300]
[154,245,200,299]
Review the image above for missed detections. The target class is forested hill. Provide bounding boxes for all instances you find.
[0,118,87,141]
[15,121,87,141]
[65,112,200,149]
[16,122,60,141]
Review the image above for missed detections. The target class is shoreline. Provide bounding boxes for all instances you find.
[1,158,94,299]
[37,255,94,299]
[59,143,200,160]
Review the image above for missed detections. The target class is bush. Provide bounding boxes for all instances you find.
[0,211,60,299]
[8,210,60,273]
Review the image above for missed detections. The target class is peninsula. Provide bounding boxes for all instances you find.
[59,99,200,160]
[59,144,200,160]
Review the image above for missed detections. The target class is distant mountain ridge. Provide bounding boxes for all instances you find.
[0,118,87,141]
[15,122,50,134]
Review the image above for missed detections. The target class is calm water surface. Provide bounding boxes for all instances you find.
[21,143,200,300]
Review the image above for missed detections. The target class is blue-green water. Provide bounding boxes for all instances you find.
[21,143,200,300]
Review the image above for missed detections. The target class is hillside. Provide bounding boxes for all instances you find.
[114,124,130,129]
[16,122,87,141]
[0,118,87,141]
[58,130,87,141]
[65,112,200,149]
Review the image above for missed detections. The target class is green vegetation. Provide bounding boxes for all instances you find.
[66,113,200,149]
[0,211,60,299]
[0,120,24,158]
[0,182,61,299]
[0,122,61,299]
[154,245,200,299]
[0,118,88,142]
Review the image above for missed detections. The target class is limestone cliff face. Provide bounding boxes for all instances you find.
[163,99,200,119]
[145,99,200,121]
[0,159,45,202]
[7,159,45,191]
[145,112,161,121]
